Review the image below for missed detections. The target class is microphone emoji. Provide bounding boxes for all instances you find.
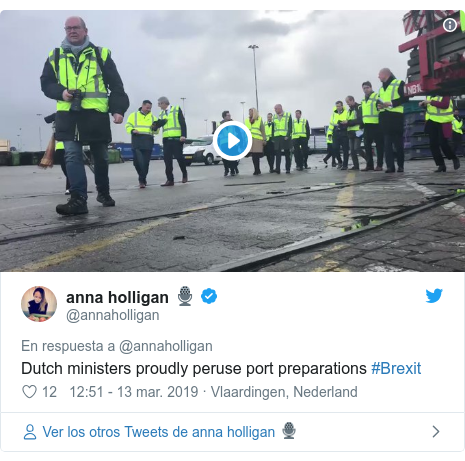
[178,286,192,306]
[283,422,296,439]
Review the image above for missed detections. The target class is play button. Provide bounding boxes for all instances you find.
[213,121,252,161]
[228,132,240,149]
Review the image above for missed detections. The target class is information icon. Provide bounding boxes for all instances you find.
[443,18,457,33]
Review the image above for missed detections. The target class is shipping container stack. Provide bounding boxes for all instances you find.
[403,100,430,160]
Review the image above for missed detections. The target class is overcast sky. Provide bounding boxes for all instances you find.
[0,10,412,150]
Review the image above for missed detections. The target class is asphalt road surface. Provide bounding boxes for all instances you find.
[1,154,464,272]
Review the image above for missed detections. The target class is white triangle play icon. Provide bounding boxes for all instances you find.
[228,133,240,149]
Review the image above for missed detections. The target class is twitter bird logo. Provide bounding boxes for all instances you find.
[426,289,443,303]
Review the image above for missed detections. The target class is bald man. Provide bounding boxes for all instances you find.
[377,68,408,173]
[41,16,129,215]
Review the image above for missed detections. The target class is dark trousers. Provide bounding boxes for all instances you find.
[384,133,404,170]
[133,148,152,183]
[63,141,109,199]
[323,143,335,166]
[332,134,348,166]
[224,159,238,173]
[427,121,457,166]
[364,124,384,168]
[293,137,309,168]
[55,149,70,190]
[163,139,187,182]
[251,153,262,173]
[348,135,361,169]
[265,141,275,170]
[452,133,463,157]
[275,151,291,172]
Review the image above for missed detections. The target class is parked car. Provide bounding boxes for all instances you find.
[183,136,222,166]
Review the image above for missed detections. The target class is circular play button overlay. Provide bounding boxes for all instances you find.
[213,121,252,161]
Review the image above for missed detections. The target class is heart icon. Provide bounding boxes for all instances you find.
[23,385,37,399]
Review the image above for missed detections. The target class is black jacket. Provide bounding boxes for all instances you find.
[40,43,130,144]
[178,108,187,138]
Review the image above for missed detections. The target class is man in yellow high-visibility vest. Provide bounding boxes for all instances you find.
[322,128,334,167]
[55,141,71,194]
[377,68,408,173]
[453,108,463,158]
[272,104,293,174]
[44,112,70,193]
[40,16,129,215]
[328,101,349,169]
[126,100,159,188]
[361,81,384,171]
[158,96,188,186]
[264,113,275,173]
[217,110,239,176]
[292,110,310,171]
[419,96,460,172]
[345,96,364,170]
[323,106,337,167]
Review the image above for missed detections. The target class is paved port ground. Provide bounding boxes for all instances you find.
[1,154,464,272]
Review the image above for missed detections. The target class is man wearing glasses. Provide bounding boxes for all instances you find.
[40,16,129,215]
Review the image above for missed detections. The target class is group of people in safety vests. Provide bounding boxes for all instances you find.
[40,17,464,218]
[323,68,463,174]
[216,105,311,177]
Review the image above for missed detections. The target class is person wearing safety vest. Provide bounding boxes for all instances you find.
[40,16,129,216]
[327,101,349,169]
[345,96,364,171]
[322,127,335,167]
[452,108,464,158]
[157,96,188,186]
[419,96,460,172]
[292,110,311,171]
[377,68,407,173]
[55,141,71,194]
[245,108,266,175]
[361,81,384,171]
[217,111,239,177]
[42,112,71,194]
[323,106,337,167]
[264,113,275,173]
[126,100,161,188]
[272,104,293,174]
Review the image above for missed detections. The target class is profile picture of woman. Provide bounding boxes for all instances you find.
[21,286,57,322]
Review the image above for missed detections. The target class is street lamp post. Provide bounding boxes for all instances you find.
[240,102,246,123]
[19,128,22,151]
[180,97,187,117]
[248,45,259,112]
[36,113,43,151]
[204,119,208,134]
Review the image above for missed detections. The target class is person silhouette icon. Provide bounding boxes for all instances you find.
[24,424,36,440]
